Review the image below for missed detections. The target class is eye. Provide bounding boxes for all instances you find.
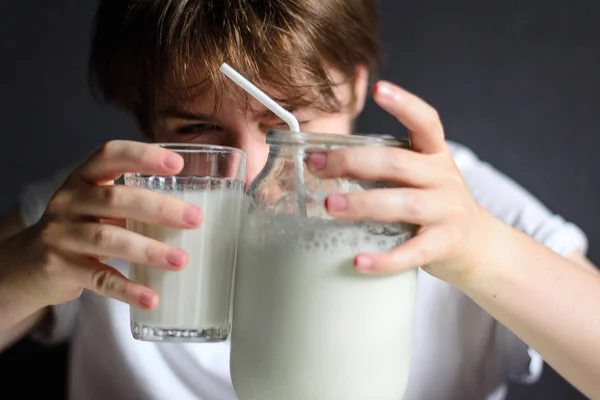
[274,120,311,129]
[176,123,222,135]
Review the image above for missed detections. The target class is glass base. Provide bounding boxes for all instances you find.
[131,322,230,342]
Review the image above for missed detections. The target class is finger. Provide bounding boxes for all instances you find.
[58,222,189,271]
[354,231,438,274]
[76,141,184,184]
[325,188,449,225]
[373,81,447,155]
[71,260,159,309]
[306,147,444,187]
[70,185,202,228]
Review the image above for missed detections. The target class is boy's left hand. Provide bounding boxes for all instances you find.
[307,81,492,285]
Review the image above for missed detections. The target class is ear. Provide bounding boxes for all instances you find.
[351,66,369,118]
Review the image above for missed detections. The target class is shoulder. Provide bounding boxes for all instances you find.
[445,140,588,256]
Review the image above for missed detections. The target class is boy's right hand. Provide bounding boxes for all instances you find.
[11,140,202,310]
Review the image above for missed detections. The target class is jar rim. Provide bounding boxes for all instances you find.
[266,130,410,148]
[153,143,247,156]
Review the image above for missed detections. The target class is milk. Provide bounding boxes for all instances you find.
[128,183,244,341]
[230,212,418,400]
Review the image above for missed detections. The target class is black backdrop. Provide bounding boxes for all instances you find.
[1,1,598,399]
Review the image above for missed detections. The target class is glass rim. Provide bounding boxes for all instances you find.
[266,130,411,148]
[153,143,247,157]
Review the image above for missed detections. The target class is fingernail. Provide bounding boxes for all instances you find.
[140,292,157,308]
[355,255,374,270]
[376,81,400,103]
[164,152,182,170]
[325,194,348,212]
[183,206,202,225]
[308,152,327,170]
[166,249,187,268]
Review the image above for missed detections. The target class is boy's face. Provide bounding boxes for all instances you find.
[151,68,368,184]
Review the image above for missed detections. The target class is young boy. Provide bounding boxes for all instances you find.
[0,1,592,399]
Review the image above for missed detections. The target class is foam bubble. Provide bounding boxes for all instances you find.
[240,210,415,254]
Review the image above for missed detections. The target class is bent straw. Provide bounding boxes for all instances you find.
[219,63,307,215]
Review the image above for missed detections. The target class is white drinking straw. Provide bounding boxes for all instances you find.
[219,63,307,215]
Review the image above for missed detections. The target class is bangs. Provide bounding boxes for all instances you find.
[90,0,380,130]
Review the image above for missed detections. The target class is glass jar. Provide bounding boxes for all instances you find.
[230,130,418,400]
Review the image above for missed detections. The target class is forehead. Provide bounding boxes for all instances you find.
[159,67,353,120]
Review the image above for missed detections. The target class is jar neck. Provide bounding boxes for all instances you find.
[266,130,410,150]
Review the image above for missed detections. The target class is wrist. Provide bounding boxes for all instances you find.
[451,208,530,297]
[445,206,509,290]
[0,228,53,315]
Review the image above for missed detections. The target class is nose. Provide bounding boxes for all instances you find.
[226,127,270,190]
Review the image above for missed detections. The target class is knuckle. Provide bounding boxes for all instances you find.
[96,141,115,158]
[46,191,71,216]
[156,194,172,218]
[128,142,151,165]
[423,108,442,131]
[145,194,174,224]
[410,246,431,267]
[91,225,112,248]
[140,144,155,162]
[346,193,368,214]
[96,140,128,162]
[39,250,63,276]
[404,95,427,118]
[404,192,424,219]
[143,244,159,265]
[39,221,61,247]
[334,152,352,175]
[92,268,121,296]
[100,185,120,207]
[389,154,407,175]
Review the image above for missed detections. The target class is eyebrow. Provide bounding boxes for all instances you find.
[161,107,213,121]
[160,105,303,124]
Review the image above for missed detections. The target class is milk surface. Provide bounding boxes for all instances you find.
[128,184,244,341]
[231,211,418,400]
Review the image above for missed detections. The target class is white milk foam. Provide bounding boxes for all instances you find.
[128,184,243,340]
[231,211,418,400]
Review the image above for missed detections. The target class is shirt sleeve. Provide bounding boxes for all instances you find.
[448,141,588,257]
[18,168,81,345]
[448,141,588,386]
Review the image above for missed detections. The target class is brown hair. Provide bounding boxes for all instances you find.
[89,0,381,133]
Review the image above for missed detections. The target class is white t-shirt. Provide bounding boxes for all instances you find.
[19,141,588,400]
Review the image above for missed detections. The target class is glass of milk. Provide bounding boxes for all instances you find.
[124,144,246,342]
[230,131,418,400]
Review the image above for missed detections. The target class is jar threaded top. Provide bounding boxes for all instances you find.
[266,130,410,149]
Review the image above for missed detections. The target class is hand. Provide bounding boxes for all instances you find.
[307,81,491,284]
[13,141,202,310]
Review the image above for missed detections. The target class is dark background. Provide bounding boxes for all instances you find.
[0,1,597,399]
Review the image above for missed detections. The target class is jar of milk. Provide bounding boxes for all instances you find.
[230,130,418,400]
